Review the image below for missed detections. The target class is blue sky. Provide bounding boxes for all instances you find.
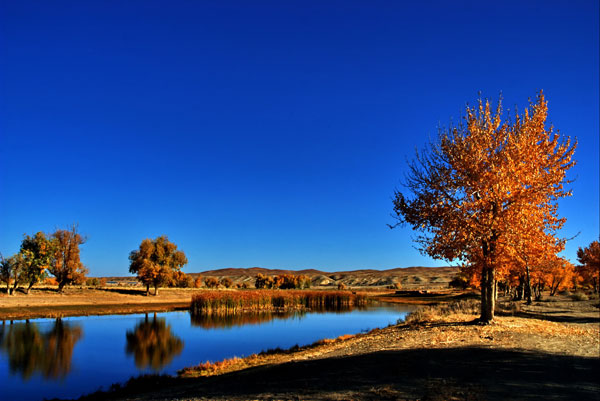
[1,1,598,276]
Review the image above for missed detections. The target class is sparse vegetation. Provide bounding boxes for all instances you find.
[403,299,480,324]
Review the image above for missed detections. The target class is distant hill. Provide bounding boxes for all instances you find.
[101,266,458,289]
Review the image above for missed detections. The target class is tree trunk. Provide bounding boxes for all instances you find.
[480,266,495,322]
[26,281,34,294]
[525,264,532,305]
[493,279,498,301]
[6,282,11,296]
[57,281,66,293]
[145,284,150,296]
[154,284,159,296]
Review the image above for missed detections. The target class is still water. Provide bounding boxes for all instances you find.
[0,304,412,401]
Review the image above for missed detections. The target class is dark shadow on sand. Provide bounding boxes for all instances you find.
[76,347,600,401]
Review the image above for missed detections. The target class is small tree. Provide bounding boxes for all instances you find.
[0,254,25,295]
[577,240,600,293]
[20,232,54,294]
[129,236,188,296]
[49,225,88,292]
[220,277,233,288]
[204,277,219,288]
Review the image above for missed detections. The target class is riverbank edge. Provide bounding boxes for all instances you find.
[0,302,192,320]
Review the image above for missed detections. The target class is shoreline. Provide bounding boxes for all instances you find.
[75,295,600,401]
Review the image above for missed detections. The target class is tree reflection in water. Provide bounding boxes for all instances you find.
[189,310,305,329]
[189,306,362,329]
[125,313,183,370]
[0,319,83,379]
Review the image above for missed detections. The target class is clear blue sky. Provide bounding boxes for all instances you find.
[1,1,598,276]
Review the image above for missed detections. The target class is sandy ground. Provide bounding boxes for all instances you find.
[0,288,199,319]
[74,295,600,401]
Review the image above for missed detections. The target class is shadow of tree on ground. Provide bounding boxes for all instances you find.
[80,347,600,401]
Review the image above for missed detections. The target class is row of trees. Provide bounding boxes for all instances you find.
[0,226,88,294]
[392,92,583,322]
[451,244,599,302]
[255,273,311,289]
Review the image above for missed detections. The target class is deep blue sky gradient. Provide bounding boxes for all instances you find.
[1,1,598,276]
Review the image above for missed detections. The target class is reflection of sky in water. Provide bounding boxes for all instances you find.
[0,304,413,401]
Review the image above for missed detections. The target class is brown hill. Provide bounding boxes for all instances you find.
[101,266,459,290]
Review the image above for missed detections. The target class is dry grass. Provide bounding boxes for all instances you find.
[404,299,480,324]
[190,290,367,316]
[179,333,358,378]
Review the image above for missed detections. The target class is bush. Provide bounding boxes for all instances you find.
[220,278,233,288]
[571,291,589,301]
[449,275,469,289]
[404,299,480,324]
[204,277,219,289]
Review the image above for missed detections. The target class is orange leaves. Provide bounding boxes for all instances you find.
[129,235,188,294]
[576,240,600,291]
[392,92,576,319]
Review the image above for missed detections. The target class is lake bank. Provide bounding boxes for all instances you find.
[76,295,600,401]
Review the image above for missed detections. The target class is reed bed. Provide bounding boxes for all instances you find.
[190,290,368,316]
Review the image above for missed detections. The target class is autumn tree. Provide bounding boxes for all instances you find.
[220,277,233,288]
[49,225,88,292]
[19,232,54,294]
[204,277,219,288]
[0,253,26,295]
[391,92,575,322]
[129,236,188,296]
[577,240,600,292]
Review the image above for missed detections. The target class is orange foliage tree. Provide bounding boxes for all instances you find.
[129,236,188,296]
[577,240,600,292]
[391,92,575,322]
[49,225,88,292]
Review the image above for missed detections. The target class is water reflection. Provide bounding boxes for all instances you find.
[189,305,369,329]
[0,319,83,379]
[125,313,184,370]
[189,311,305,329]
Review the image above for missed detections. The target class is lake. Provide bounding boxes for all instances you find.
[0,304,413,401]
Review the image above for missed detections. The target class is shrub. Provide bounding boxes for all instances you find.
[404,299,480,324]
[220,278,233,288]
[204,277,219,289]
[571,291,589,301]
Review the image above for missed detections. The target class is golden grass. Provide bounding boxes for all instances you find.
[190,290,367,316]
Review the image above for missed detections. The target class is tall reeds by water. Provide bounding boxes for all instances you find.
[190,290,368,316]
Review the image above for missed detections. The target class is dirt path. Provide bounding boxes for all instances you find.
[78,296,600,401]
